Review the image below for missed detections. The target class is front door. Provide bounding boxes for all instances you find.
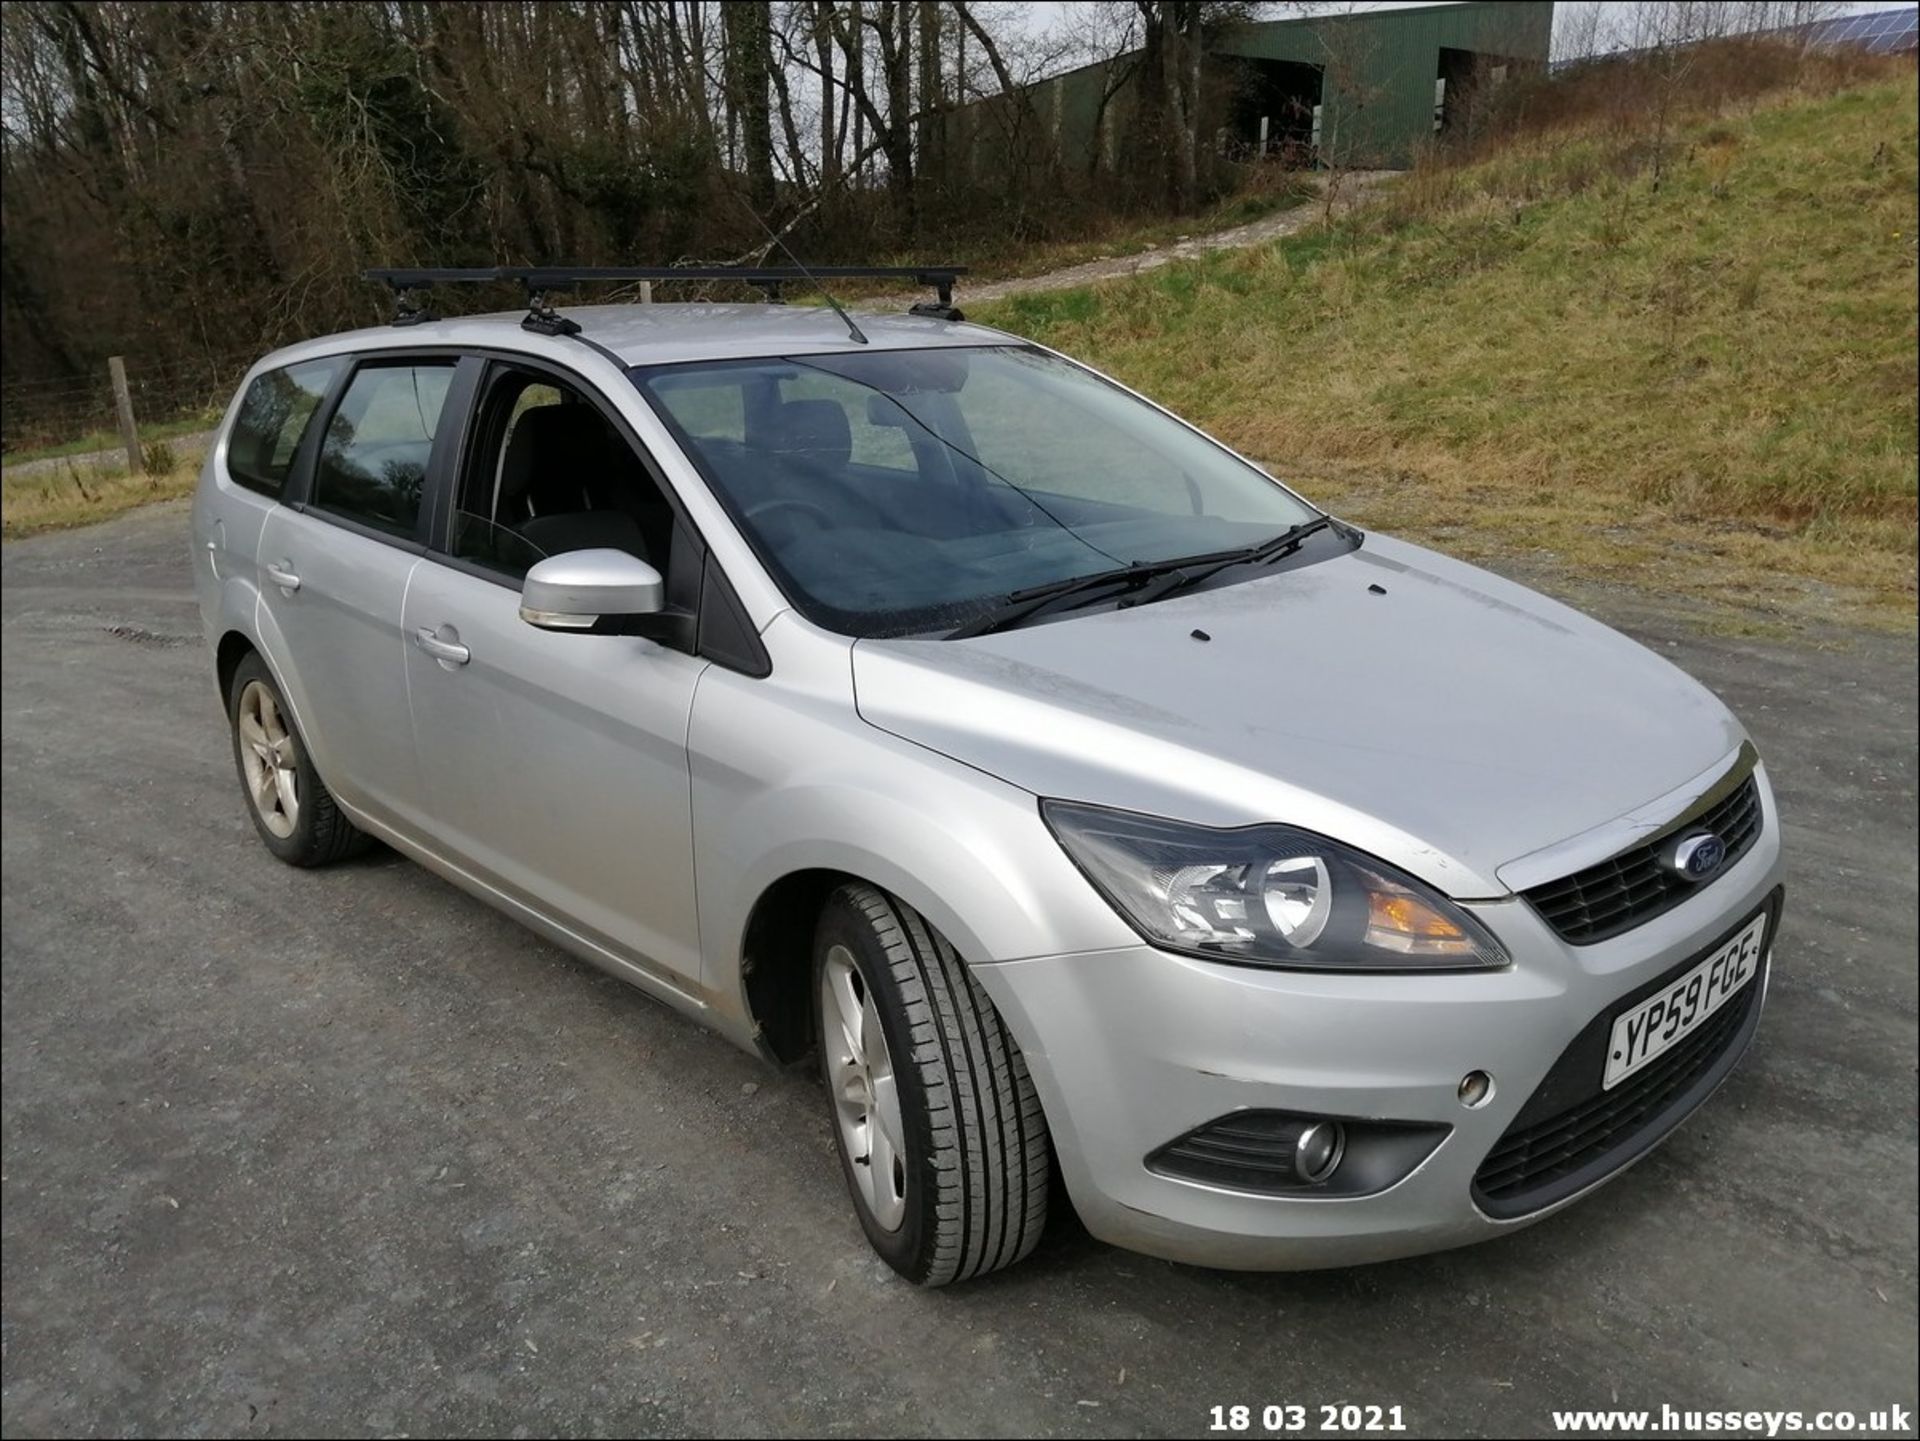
[400,362,707,985]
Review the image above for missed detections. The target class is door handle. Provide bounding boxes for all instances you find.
[414,627,471,666]
[264,562,301,592]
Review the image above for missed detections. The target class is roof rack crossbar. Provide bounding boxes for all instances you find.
[363,264,967,328]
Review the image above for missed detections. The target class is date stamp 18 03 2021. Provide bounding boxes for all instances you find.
[1208,1404,1409,1434]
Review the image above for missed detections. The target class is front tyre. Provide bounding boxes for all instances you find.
[814,883,1050,1285]
[227,652,369,867]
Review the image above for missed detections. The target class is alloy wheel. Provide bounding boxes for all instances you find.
[821,943,909,1231]
[237,679,300,839]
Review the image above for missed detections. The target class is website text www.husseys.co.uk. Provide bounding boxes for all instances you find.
[1550,1404,1913,1437]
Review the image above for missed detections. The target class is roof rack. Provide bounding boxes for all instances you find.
[362,265,968,332]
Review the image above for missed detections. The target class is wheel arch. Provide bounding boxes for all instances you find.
[713,765,1135,1066]
[729,837,1004,1063]
[735,840,1045,1068]
[740,867,855,1065]
[215,629,257,706]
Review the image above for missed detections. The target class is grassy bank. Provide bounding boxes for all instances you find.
[978,75,1919,632]
[1,411,219,468]
[2,450,203,539]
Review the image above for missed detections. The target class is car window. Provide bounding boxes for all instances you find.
[226,358,342,497]
[311,362,453,539]
[445,367,678,584]
[634,346,1322,638]
[657,378,745,444]
[961,360,1197,516]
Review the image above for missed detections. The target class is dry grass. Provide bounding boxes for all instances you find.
[977,70,1919,634]
[2,450,203,539]
[0,410,219,467]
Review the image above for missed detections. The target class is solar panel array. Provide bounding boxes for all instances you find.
[1806,7,1919,53]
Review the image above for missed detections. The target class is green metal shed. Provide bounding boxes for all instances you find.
[1023,1,1555,173]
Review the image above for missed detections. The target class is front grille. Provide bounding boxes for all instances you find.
[1523,773,1763,945]
[1472,890,1779,1219]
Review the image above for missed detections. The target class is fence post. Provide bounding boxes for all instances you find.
[637,280,653,304]
[108,356,142,473]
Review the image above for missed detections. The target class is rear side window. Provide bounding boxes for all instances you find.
[226,359,341,497]
[311,362,454,539]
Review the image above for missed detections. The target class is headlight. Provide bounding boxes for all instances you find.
[1041,800,1507,972]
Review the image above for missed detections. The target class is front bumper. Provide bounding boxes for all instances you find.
[973,801,1786,1271]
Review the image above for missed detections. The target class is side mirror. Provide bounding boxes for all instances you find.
[519,549,669,634]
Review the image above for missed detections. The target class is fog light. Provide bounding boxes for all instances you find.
[1148,1110,1448,1196]
[1294,1120,1346,1183]
[1458,1070,1495,1109]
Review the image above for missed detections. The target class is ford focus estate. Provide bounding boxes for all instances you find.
[193,278,1783,1285]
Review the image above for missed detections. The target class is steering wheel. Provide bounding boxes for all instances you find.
[746,497,837,544]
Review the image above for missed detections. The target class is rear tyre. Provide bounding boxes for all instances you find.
[227,652,369,867]
[814,883,1051,1285]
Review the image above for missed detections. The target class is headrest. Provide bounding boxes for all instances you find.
[747,399,852,470]
[499,403,617,515]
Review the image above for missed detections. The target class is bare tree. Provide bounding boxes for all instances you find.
[952,2,1059,205]
[1124,2,1262,212]
[1060,3,1146,181]
[1551,1,1610,64]
[724,1,778,211]
[916,1,944,189]
[3,0,1549,426]
[810,2,840,185]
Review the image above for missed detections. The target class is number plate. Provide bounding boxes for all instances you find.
[1604,912,1767,1089]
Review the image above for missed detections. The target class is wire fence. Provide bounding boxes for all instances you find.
[1,350,258,457]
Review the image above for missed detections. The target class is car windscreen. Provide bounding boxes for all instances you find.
[631,345,1323,638]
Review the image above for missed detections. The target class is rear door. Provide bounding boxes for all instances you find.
[398,357,709,985]
[197,356,346,616]
[255,355,467,834]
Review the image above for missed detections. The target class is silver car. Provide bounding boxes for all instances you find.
[193,295,1783,1286]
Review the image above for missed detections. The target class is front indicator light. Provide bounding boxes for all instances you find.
[1041,799,1507,972]
[1365,885,1478,957]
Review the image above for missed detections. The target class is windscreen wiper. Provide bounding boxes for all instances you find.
[946,518,1340,640]
[1113,516,1339,611]
[948,555,1216,639]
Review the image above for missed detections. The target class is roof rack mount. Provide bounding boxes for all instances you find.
[362,265,968,330]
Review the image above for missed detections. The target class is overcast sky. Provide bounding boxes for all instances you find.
[1005,0,1915,22]
[1002,0,1918,67]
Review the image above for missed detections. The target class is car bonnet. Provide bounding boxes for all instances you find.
[849,534,1745,899]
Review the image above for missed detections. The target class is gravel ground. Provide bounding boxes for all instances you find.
[2,502,1915,1438]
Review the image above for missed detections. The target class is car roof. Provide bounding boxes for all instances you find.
[255,302,1016,373]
